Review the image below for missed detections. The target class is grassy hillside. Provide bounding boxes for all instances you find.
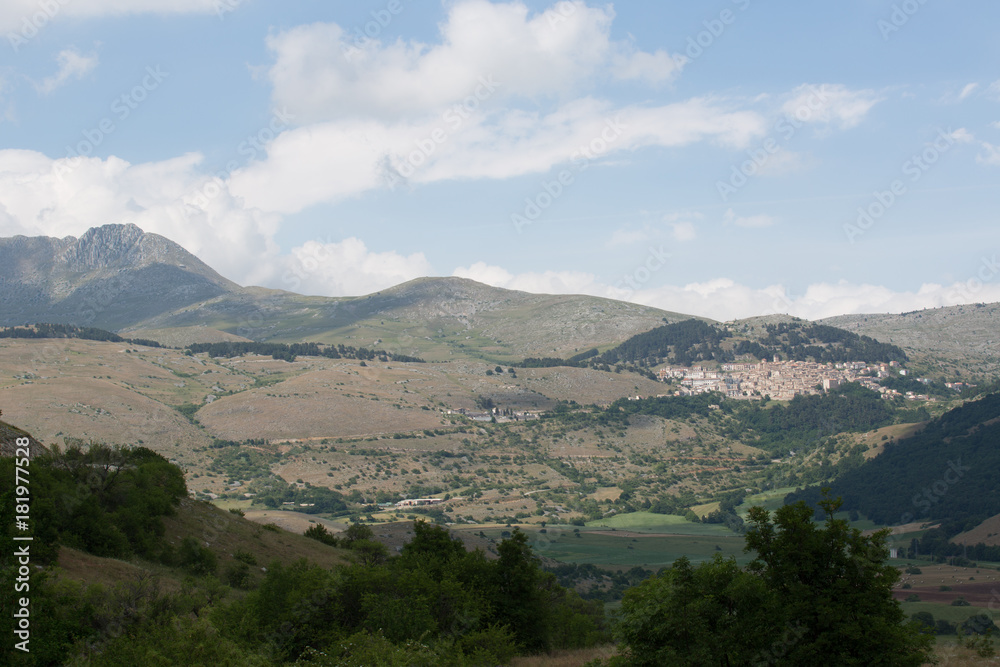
[823,303,1000,380]
[121,276,693,363]
[786,392,1000,527]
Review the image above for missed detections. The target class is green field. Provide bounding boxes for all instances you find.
[463,524,751,570]
[735,486,800,515]
[900,600,993,624]
[585,512,739,536]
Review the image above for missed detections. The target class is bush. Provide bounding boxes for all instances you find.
[614,495,934,667]
[179,537,217,576]
[233,549,258,565]
[225,562,253,589]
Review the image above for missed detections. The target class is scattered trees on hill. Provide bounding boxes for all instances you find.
[729,382,896,454]
[518,319,908,372]
[786,391,1000,526]
[0,322,162,347]
[185,341,424,364]
[216,522,606,663]
[0,443,186,565]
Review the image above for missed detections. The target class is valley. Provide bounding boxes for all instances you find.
[3,225,1000,664]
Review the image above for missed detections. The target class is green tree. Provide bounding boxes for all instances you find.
[613,555,779,666]
[490,528,551,652]
[613,494,934,666]
[743,494,934,666]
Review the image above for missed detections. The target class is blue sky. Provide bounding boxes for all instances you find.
[1,0,999,321]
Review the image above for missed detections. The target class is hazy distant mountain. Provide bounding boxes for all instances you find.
[822,304,1000,380]
[4,225,997,369]
[0,223,241,330]
[0,225,692,359]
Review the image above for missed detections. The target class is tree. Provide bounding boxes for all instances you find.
[614,555,779,666]
[491,528,551,652]
[742,494,934,666]
[613,493,934,667]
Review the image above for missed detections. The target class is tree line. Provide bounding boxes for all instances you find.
[186,341,425,364]
[785,391,1000,526]
[0,323,162,348]
[517,318,908,372]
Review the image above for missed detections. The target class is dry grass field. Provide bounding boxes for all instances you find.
[953,513,1000,548]
[508,645,618,666]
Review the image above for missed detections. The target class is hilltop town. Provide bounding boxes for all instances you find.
[659,357,949,402]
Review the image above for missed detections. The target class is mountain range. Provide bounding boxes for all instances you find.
[2,224,998,376]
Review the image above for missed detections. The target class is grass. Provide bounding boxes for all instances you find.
[735,486,801,515]
[48,496,353,599]
[517,526,750,569]
[585,511,738,536]
[900,601,993,624]
[508,645,617,667]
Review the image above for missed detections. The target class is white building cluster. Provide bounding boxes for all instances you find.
[657,358,930,402]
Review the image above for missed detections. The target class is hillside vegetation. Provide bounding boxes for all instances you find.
[787,392,1000,563]
[0,442,606,666]
[521,318,909,372]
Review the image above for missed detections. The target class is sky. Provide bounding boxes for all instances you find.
[1,0,999,322]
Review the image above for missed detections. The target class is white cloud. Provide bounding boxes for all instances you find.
[670,221,696,242]
[611,48,681,85]
[780,83,881,129]
[453,262,603,295]
[958,83,979,101]
[989,80,1000,101]
[449,262,1000,322]
[225,0,779,214]
[282,238,432,296]
[0,149,282,286]
[753,149,811,176]
[0,0,230,32]
[3,149,996,318]
[35,48,99,94]
[945,127,974,144]
[0,149,439,298]
[229,97,766,214]
[608,228,650,246]
[977,142,1000,166]
[724,208,776,228]
[266,1,682,125]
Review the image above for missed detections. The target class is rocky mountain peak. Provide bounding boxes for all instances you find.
[58,223,171,271]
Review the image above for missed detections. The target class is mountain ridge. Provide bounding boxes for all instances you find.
[3,224,999,373]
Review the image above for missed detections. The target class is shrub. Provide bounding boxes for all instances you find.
[179,537,217,576]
